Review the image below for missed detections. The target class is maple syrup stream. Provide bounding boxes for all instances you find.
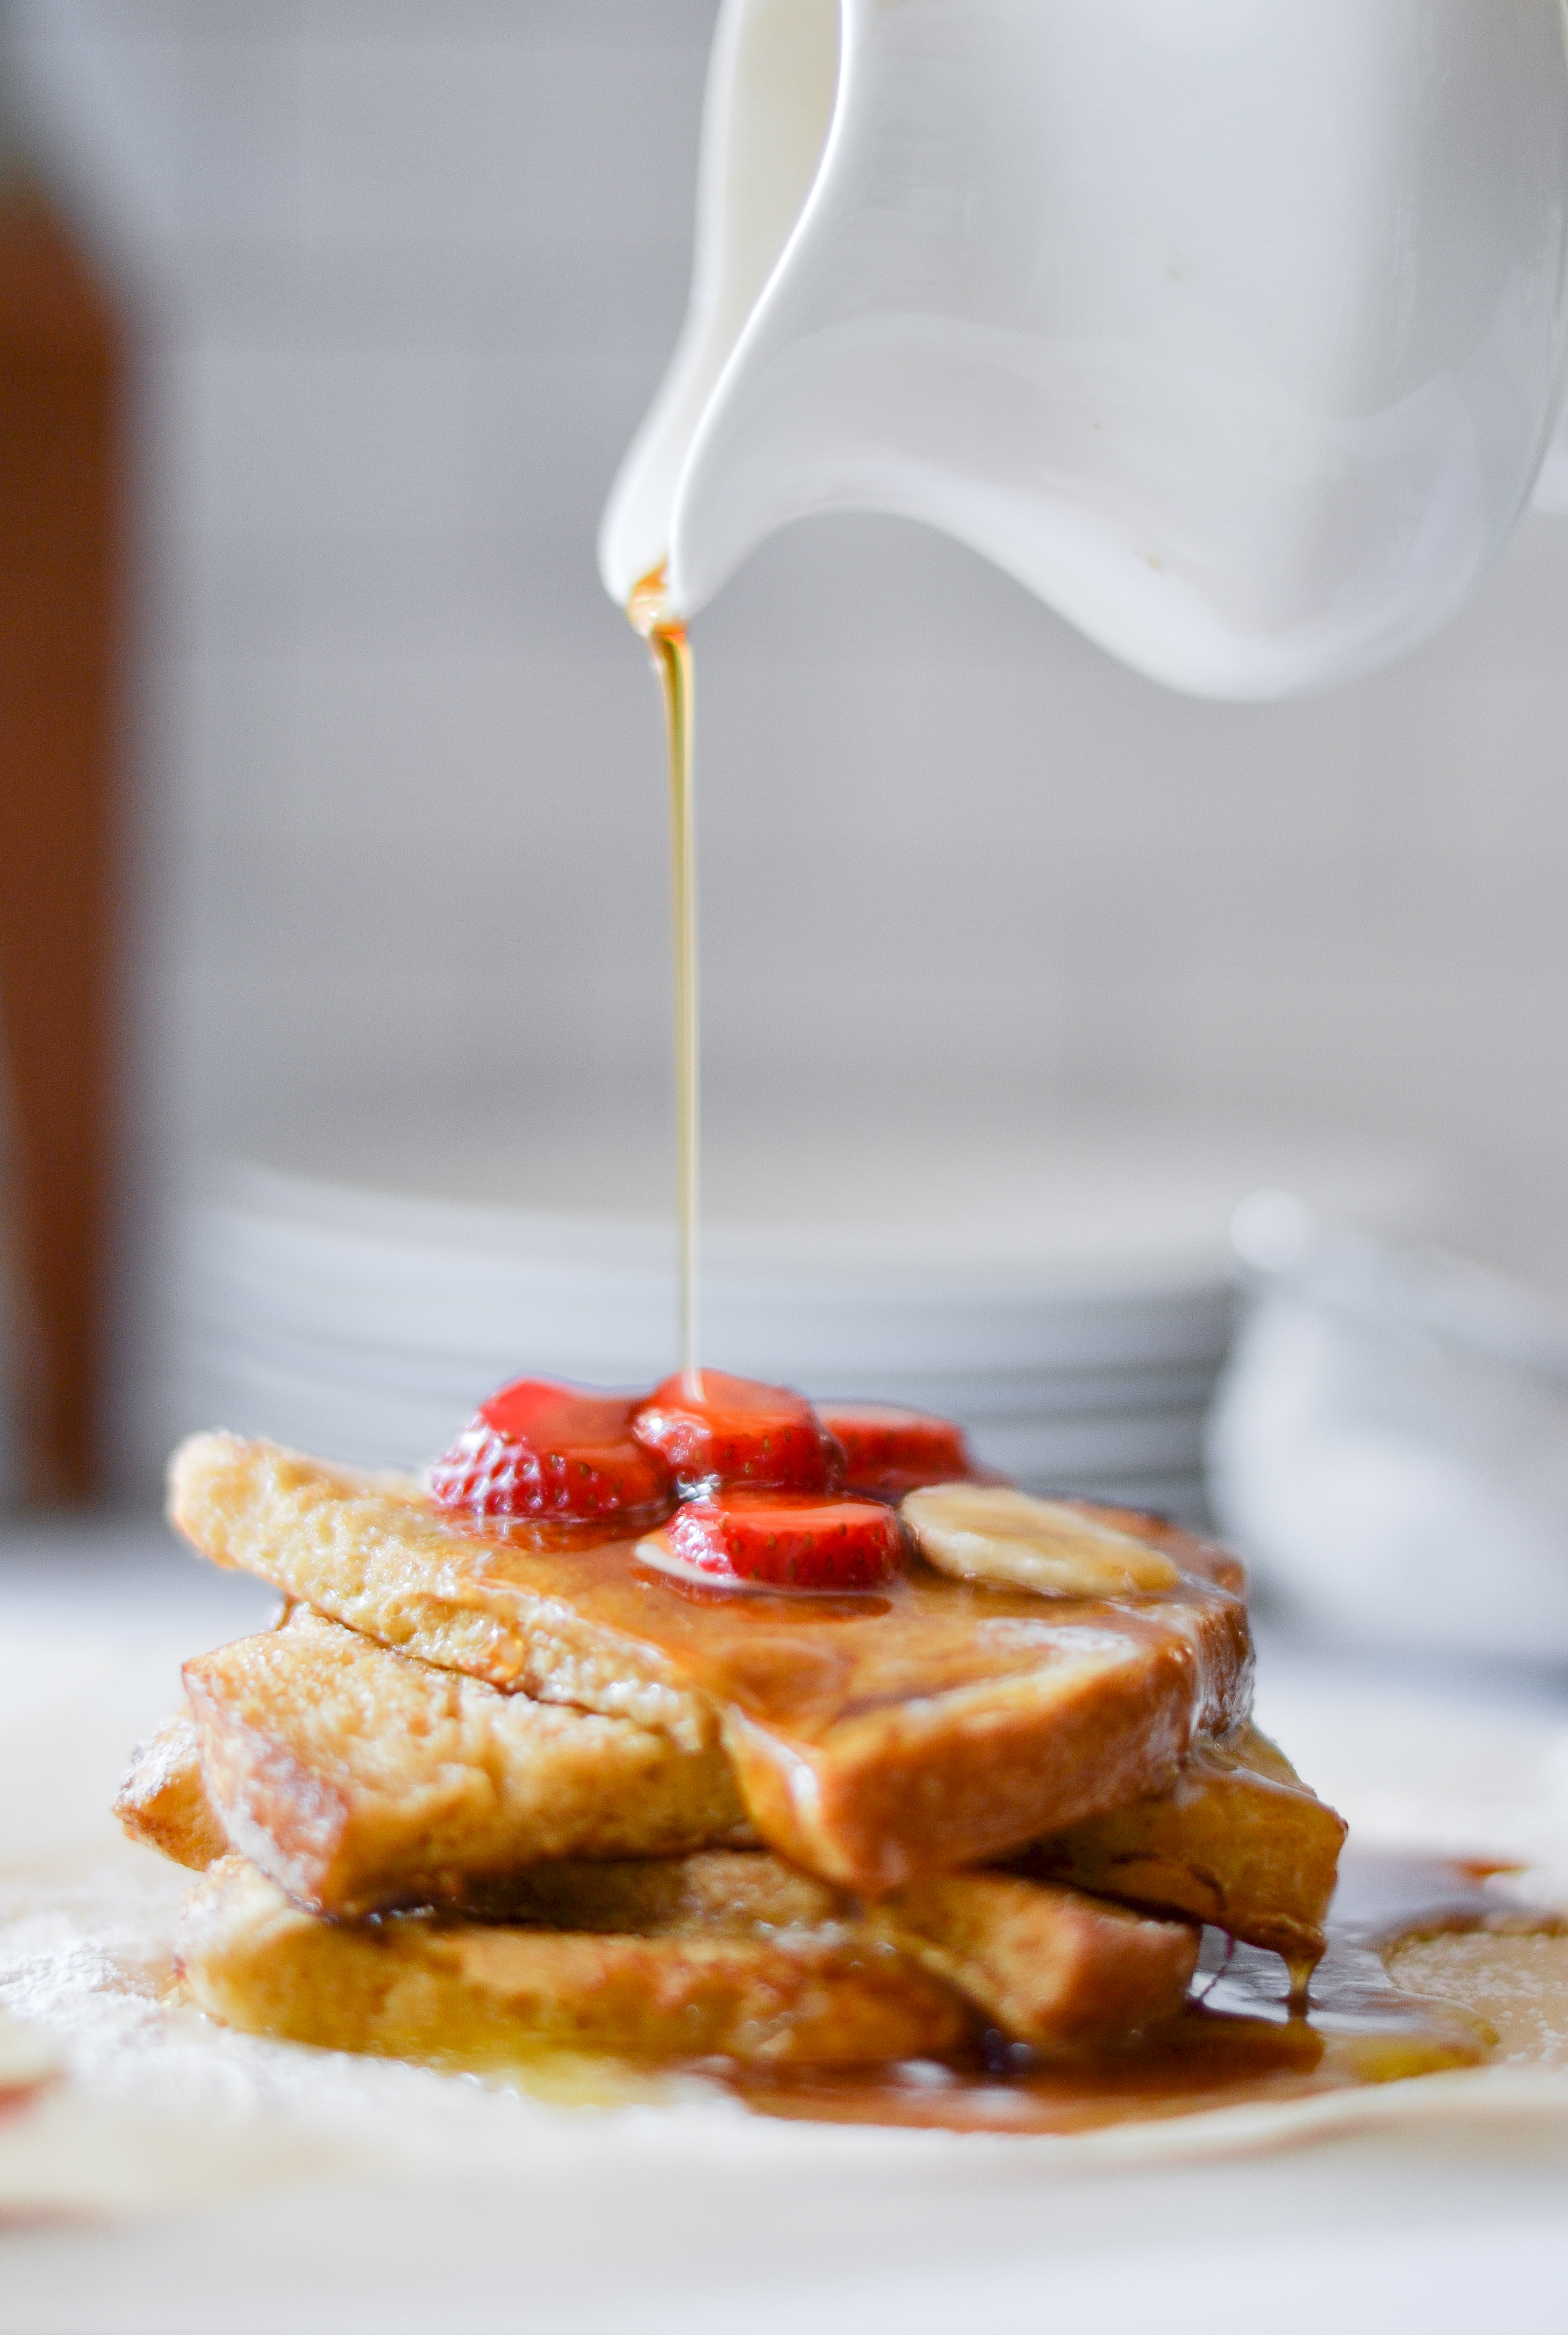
[629,568,700,1382]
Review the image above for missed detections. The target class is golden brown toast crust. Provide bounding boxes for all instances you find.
[1018,1722,1347,1966]
[177,1857,974,2067]
[876,1871,1200,2055]
[113,1713,230,1871]
[168,1436,716,1749]
[169,1435,1252,1894]
[721,1622,1214,1894]
[183,1609,752,1919]
[1017,1718,1344,1971]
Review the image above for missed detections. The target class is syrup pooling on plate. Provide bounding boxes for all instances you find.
[228,1853,1517,2134]
[730,1853,1522,2136]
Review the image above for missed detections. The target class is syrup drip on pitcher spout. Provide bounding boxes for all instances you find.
[629,566,700,1381]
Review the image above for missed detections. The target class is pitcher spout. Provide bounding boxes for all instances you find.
[605,0,1568,698]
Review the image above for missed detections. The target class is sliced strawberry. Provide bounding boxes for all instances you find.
[815,1402,977,1501]
[428,1378,674,1527]
[632,1369,842,1495]
[646,1490,907,1591]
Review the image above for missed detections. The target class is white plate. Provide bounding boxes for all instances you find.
[177,1165,1236,1469]
[175,1126,1440,1474]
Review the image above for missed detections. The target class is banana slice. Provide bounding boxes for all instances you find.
[900,1485,1180,1599]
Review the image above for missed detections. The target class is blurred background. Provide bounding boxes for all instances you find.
[1,3,1566,1622]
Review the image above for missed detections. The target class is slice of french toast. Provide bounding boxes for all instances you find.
[179,1608,751,1918]
[114,1710,231,1872]
[471,1850,1199,2055]
[169,1434,1252,1893]
[177,1849,1200,2066]
[177,1856,973,2068]
[1018,1722,1347,1968]
[170,1437,717,1747]
[875,1871,1200,2055]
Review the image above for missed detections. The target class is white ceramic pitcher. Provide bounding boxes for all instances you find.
[600,0,1568,699]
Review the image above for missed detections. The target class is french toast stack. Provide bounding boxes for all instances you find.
[118,1382,1347,2082]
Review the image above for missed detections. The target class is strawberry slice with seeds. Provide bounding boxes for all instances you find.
[815,1402,978,1501]
[643,1490,907,1591]
[428,1378,674,1527]
[632,1369,842,1495]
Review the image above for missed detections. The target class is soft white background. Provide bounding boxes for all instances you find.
[4,0,1568,1488]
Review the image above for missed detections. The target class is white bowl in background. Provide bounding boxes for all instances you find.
[1208,1194,1568,1663]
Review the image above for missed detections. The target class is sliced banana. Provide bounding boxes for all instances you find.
[900,1484,1180,1599]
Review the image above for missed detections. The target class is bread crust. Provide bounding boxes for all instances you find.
[168,1435,715,1748]
[875,1871,1200,2055]
[177,1857,975,2068]
[182,1609,751,1918]
[1018,1722,1348,1967]
[113,1711,230,1872]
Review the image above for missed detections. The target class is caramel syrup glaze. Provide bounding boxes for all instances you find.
[457,1506,1244,1745]
[452,1505,1251,1888]
[726,1854,1530,2136]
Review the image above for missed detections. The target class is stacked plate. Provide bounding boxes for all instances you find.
[176,1116,1443,1528]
